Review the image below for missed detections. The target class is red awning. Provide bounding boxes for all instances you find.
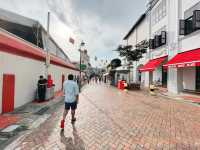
[163,48,200,68]
[139,56,167,72]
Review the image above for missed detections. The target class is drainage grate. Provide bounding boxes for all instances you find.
[0,125,28,149]
[0,136,9,146]
[34,106,49,115]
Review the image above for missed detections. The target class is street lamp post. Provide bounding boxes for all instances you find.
[45,12,50,78]
[79,41,85,91]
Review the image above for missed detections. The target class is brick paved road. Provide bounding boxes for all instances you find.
[6,83,200,150]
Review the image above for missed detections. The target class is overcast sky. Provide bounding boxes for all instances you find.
[0,0,147,66]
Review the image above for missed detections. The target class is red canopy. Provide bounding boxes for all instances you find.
[163,48,200,68]
[139,56,167,72]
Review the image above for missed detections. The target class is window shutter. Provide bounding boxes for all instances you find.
[161,31,166,45]
[185,20,193,34]
[193,10,200,30]
[159,35,162,46]
[149,39,153,49]
[155,35,160,48]
[179,20,185,35]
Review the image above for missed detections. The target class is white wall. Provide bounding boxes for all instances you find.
[127,30,137,48]
[180,30,200,52]
[49,65,79,92]
[0,51,78,113]
[182,67,196,90]
[0,51,45,109]
[181,0,200,14]
[137,17,149,42]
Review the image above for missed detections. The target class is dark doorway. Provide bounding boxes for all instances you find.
[196,67,200,91]
[138,71,142,82]
[162,67,167,87]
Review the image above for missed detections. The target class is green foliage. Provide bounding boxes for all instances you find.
[116,40,148,62]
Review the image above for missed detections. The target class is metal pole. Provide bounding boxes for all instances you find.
[36,23,39,46]
[46,12,50,78]
[79,49,82,91]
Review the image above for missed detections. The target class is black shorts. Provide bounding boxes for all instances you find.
[65,102,77,110]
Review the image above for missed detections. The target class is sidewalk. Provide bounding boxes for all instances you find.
[0,91,64,149]
[157,89,200,105]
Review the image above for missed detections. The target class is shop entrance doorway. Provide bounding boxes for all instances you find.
[196,67,200,91]
[162,67,167,87]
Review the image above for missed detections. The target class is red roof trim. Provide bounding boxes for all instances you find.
[0,30,79,71]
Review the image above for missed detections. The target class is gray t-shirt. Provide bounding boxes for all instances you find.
[63,80,79,103]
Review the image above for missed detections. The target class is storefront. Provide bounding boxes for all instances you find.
[115,66,130,83]
[164,48,200,92]
[139,55,168,86]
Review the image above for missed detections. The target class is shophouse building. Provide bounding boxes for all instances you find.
[124,0,200,94]
[165,0,200,94]
[123,13,150,87]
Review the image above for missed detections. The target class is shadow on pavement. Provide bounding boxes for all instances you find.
[60,124,85,150]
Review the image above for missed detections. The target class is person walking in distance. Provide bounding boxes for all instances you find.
[60,74,79,129]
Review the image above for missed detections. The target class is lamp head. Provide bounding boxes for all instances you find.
[81,41,85,47]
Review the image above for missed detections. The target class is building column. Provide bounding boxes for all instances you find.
[168,67,183,94]
[167,0,181,94]
[144,72,150,87]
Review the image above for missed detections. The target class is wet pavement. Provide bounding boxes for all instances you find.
[5,83,200,150]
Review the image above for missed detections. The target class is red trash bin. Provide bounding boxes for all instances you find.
[47,75,53,88]
[121,81,125,90]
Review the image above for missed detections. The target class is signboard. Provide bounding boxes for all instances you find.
[80,64,87,70]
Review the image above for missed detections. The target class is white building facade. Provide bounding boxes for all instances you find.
[123,14,150,87]
[124,0,200,94]
[166,0,200,94]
